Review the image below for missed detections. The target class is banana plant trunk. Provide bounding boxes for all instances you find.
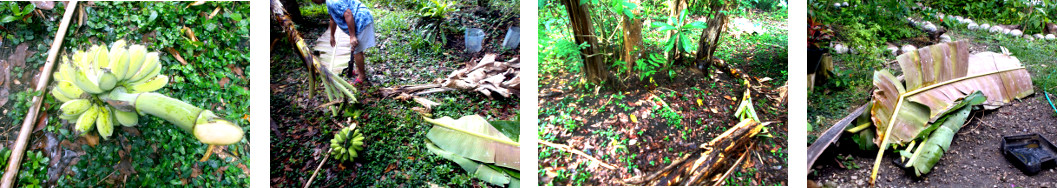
[560,0,622,89]
[694,0,734,77]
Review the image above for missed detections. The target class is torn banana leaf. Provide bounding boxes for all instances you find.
[312,29,352,74]
[872,41,1033,146]
[869,41,1034,184]
[900,91,985,176]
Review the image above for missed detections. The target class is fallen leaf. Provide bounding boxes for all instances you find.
[630,114,638,123]
[697,98,703,106]
[83,134,99,147]
[724,95,734,101]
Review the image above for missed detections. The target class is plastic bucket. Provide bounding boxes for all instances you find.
[502,26,520,49]
[465,28,485,53]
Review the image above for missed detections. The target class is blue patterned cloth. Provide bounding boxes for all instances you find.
[326,0,373,35]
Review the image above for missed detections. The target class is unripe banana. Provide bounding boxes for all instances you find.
[76,104,99,134]
[59,113,80,121]
[60,99,92,116]
[96,106,114,139]
[51,88,73,103]
[55,81,85,100]
[72,70,104,94]
[109,45,130,80]
[128,75,168,93]
[113,108,139,127]
[93,45,110,68]
[124,45,147,81]
[98,72,118,91]
[129,52,160,83]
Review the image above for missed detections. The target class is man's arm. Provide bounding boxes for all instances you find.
[329,18,337,47]
[344,9,359,48]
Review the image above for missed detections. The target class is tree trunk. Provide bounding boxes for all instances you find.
[664,0,687,61]
[621,0,643,75]
[561,0,618,88]
[694,0,733,77]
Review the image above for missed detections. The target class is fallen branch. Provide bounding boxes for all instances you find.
[2,2,77,187]
[623,120,767,186]
[538,140,617,170]
[303,148,331,188]
[711,142,753,186]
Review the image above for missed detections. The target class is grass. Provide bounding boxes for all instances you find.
[0,2,252,186]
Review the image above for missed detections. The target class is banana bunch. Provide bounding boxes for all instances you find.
[52,40,169,139]
[330,126,365,162]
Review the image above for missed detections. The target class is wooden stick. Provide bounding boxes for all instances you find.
[303,148,332,188]
[538,140,618,170]
[2,2,78,187]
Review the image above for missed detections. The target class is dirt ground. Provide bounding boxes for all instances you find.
[811,93,1057,187]
[538,62,788,185]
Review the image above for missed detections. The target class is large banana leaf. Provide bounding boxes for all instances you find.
[425,141,517,187]
[871,41,1034,145]
[312,29,353,74]
[869,41,1034,184]
[424,115,520,170]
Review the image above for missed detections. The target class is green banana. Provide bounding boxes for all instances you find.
[76,104,99,134]
[124,45,147,81]
[55,81,84,100]
[72,69,104,94]
[329,126,365,162]
[93,45,110,68]
[98,72,118,91]
[113,108,138,127]
[128,75,168,93]
[60,99,91,117]
[109,43,130,80]
[129,52,160,83]
[51,88,73,102]
[97,106,114,139]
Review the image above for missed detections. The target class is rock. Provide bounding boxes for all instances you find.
[1047,34,1056,40]
[886,43,899,56]
[833,2,841,7]
[1010,29,1023,37]
[981,23,991,31]
[940,34,952,43]
[923,22,937,32]
[832,42,848,54]
[1034,33,1045,39]
[1003,28,1012,35]
[989,25,1003,33]
[842,2,849,6]
[1025,35,1034,41]
[967,23,979,30]
[900,45,917,55]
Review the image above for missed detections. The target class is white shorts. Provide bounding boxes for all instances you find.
[354,24,377,54]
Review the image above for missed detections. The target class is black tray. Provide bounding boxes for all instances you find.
[1001,134,1057,175]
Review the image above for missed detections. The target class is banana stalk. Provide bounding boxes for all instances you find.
[51,40,244,146]
[272,0,358,116]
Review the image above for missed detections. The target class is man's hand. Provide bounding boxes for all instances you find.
[349,36,359,49]
[331,37,336,47]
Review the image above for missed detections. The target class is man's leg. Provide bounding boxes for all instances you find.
[354,52,367,83]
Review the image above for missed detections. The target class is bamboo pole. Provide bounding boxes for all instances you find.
[2,2,78,187]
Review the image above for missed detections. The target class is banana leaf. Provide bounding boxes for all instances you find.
[869,41,1034,184]
[312,29,352,74]
[871,41,1034,146]
[424,115,520,170]
[425,141,517,187]
[900,91,985,176]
